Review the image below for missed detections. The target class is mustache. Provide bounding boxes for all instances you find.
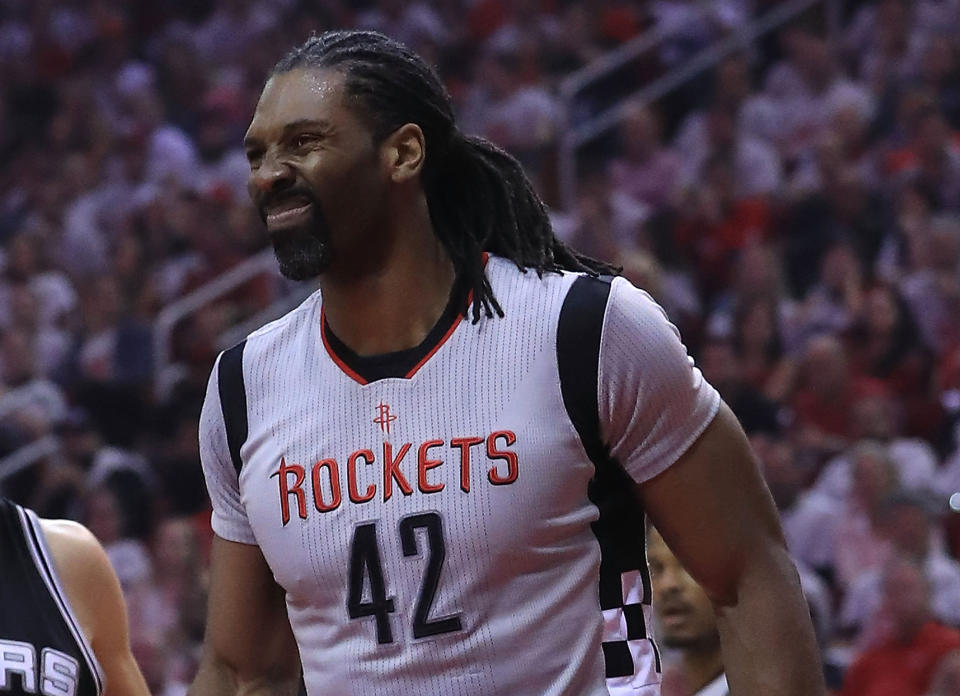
[256,185,319,223]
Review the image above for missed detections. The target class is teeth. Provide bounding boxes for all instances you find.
[268,199,310,214]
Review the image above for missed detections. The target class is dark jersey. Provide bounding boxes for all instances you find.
[0,498,103,696]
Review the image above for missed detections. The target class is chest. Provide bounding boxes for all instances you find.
[236,339,598,601]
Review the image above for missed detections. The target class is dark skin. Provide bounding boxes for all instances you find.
[243,67,455,356]
[193,65,825,696]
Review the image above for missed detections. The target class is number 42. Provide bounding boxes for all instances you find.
[347,511,462,644]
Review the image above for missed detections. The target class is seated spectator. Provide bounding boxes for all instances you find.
[790,335,884,458]
[842,555,960,696]
[895,105,960,211]
[900,214,960,355]
[674,53,782,156]
[843,0,921,91]
[552,156,648,261]
[753,433,838,579]
[847,284,932,395]
[676,103,782,200]
[764,25,875,163]
[731,294,796,403]
[841,491,960,642]
[790,243,864,348]
[608,101,682,211]
[674,153,772,295]
[782,165,885,298]
[815,391,940,504]
[462,47,561,177]
[0,327,67,445]
[700,336,781,435]
[833,441,900,591]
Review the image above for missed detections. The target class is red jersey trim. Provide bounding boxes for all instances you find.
[320,306,370,386]
[321,253,490,385]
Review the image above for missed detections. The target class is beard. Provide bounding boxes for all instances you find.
[258,189,332,281]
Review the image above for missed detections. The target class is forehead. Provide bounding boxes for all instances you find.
[245,68,355,139]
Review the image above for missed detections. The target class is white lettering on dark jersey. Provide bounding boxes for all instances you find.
[270,431,520,524]
[0,641,78,696]
[40,648,78,696]
[0,640,36,693]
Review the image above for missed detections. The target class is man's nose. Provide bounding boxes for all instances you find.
[249,152,295,196]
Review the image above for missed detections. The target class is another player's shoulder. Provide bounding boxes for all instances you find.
[38,518,112,586]
[38,517,119,644]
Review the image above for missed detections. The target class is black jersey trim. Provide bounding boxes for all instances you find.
[556,274,658,682]
[218,340,248,476]
[19,507,105,696]
[320,280,467,385]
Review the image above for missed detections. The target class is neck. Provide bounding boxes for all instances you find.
[681,643,724,694]
[319,198,457,356]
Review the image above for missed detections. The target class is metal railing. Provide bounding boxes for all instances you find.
[0,435,59,486]
[152,249,285,396]
[556,0,842,209]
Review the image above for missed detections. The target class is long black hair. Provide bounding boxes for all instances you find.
[271,30,616,322]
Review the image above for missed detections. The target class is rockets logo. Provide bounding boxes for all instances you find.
[271,430,520,524]
[373,402,397,435]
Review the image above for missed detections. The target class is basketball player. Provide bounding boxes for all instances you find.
[191,31,823,696]
[648,526,727,696]
[0,497,150,696]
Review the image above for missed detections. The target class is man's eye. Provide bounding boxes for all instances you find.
[294,134,318,148]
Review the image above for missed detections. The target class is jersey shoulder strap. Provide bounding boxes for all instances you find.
[217,340,248,476]
[556,274,660,682]
[556,273,613,460]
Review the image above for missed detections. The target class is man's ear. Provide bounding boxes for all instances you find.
[382,123,426,183]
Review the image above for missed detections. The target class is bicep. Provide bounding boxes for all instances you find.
[202,535,299,683]
[638,402,787,605]
[40,520,150,696]
[88,553,150,696]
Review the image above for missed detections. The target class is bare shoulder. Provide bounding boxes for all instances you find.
[37,518,118,645]
[38,518,113,582]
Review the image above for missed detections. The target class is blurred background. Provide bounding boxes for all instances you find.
[1,0,959,694]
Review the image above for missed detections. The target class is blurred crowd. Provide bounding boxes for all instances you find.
[2,1,960,695]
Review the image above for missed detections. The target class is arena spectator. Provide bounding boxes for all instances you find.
[840,491,960,643]
[842,555,960,696]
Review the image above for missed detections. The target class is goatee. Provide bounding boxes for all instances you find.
[271,230,330,280]
[259,189,331,280]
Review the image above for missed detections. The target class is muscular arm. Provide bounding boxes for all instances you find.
[40,519,150,696]
[639,403,825,695]
[189,536,301,696]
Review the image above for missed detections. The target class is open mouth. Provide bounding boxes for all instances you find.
[264,196,313,231]
[658,604,692,627]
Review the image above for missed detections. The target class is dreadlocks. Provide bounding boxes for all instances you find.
[271,30,617,322]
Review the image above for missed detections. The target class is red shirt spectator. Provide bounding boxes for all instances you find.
[842,621,960,696]
[842,557,960,696]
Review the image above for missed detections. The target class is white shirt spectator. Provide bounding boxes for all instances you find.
[815,439,940,501]
[840,552,960,633]
[781,488,841,573]
[677,134,782,198]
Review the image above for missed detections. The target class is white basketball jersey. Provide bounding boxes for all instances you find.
[199,255,719,696]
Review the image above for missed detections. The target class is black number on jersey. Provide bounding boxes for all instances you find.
[347,511,462,644]
[400,513,463,638]
[347,523,396,644]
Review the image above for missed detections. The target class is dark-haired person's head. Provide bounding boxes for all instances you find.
[245,31,614,321]
[647,526,719,651]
